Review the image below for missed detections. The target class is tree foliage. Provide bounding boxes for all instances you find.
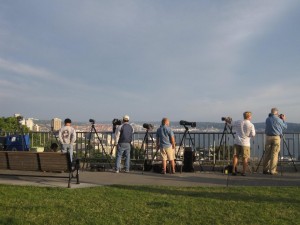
[0,117,30,133]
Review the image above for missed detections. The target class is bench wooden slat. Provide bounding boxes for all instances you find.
[39,153,70,172]
[0,152,8,169]
[7,152,39,171]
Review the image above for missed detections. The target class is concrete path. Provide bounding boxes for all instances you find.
[0,169,299,188]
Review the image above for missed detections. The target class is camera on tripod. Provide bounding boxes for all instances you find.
[112,119,122,126]
[221,117,232,123]
[179,120,196,128]
[89,119,95,124]
[112,118,122,133]
[143,123,154,130]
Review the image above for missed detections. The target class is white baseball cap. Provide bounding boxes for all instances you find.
[123,115,130,121]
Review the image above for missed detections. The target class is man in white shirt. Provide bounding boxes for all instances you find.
[231,112,256,176]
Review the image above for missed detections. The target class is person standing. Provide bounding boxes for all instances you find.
[263,108,287,175]
[114,115,134,173]
[58,118,76,162]
[231,112,256,176]
[156,118,176,174]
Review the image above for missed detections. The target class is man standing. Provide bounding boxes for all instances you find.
[156,118,176,174]
[263,108,287,175]
[58,118,76,162]
[115,115,134,173]
[231,112,256,176]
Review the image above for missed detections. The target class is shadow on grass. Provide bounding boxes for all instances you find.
[111,185,300,204]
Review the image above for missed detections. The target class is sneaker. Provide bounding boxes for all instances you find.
[115,170,119,173]
[241,173,246,176]
[270,171,278,175]
[161,171,166,174]
[232,172,237,176]
[125,170,130,173]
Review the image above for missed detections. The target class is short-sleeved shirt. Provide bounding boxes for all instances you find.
[156,125,174,148]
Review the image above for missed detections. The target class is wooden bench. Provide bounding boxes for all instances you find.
[0,151,80,188]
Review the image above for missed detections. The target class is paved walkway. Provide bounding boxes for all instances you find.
[0,169,299,188]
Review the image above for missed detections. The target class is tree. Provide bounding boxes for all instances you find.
[0,117,30,133]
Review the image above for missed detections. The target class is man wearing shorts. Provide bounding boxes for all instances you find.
[156,118,176,174]
[231,112,256,176]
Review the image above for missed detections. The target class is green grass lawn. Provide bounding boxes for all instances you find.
[0,185,299,225]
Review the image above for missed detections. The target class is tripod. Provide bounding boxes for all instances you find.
[255,135,297,173]
[212,122,234,171]
[139,129,156,171]
[176,125,202,172]
[82,122,112,170]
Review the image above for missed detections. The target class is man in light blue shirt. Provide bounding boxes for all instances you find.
[263,108,287,175]
[156,118,176,174]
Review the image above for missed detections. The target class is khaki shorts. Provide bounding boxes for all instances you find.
[160,146,175,161]
[233,144,250,159]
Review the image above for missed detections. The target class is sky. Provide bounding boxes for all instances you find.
[0,0,300,123]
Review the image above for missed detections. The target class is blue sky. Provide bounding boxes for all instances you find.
[1,0,300,123]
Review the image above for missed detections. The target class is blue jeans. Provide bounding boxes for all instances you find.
[115,143,131,171]
[61,144,73,162]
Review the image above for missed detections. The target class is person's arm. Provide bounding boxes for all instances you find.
[171,136,175,149]
[58,128,63,143]
[280,115,288,129]
[71,128,77,144]
[250,124,256,137]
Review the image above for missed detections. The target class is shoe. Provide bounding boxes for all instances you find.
[115,170,119,173]
[241,173,246,176]
[232,172,237,176]
[161,171,166,174]
[263,170,271,175]
[270,171,278,175]
[125,170,130,173]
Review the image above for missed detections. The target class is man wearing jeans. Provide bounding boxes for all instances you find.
[263,108,287,175]
[114,115,134,173]
[156,118,176,174]
[58,118,76,162]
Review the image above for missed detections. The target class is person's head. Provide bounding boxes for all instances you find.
[271,108,279,115]
[243,111,252,120]
[161,118,170,126]
[123,115,130,123]
[50,143,58,152]
[64,118,72,125]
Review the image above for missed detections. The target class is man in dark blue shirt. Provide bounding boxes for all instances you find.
[114,115,134,173]
[263,108,287,175]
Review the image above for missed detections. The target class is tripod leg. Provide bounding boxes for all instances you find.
[282,136,298,172]
[93,126,113,169]
[255,150,265,172]
[212,131,226,171]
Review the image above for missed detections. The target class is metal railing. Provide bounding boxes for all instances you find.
[1,131,299,164]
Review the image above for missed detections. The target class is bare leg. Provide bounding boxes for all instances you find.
[170,160,175,173]
[242,158,248,174]
[232,155,238,174]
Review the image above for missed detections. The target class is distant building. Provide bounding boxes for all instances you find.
[25,118,34,130]
[33,124,40,132]
[51,118,62,131]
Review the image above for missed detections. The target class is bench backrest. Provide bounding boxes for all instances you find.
[0,151,71,172]
[39,152,70,172]
[0,152,8,169]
